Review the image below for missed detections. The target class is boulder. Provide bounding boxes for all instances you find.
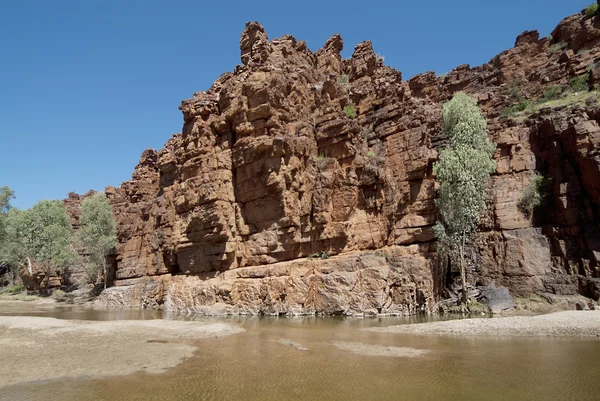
[480,287,516,314]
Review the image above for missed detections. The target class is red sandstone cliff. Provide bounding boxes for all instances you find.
[71,9,600,315]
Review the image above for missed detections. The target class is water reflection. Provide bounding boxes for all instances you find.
[1,303,599,401]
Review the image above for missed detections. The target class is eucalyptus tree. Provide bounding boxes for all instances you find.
[433,93,496,305]
[0,186,14,242]
[2,199,74,290]
[78,192,117,289]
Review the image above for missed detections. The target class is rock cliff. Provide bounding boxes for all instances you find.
[80,9,599,315]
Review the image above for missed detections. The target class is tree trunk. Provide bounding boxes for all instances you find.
[26,257,33,275]
[102,258,107,290]
[459,234,468,306]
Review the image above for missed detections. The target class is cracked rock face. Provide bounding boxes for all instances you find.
[70,10,600,315]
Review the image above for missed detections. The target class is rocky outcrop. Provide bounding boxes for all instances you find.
[87,8,600,315]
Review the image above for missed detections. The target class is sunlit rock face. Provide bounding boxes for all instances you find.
[78,10,600,314]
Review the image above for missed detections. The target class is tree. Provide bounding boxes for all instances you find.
[433,93,496,305]
[0,187,16,283]
[78,192,116,289]
[0,186,15,241]
[2,200,74,290]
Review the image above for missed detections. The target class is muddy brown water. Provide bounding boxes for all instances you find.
[1,304,599,401]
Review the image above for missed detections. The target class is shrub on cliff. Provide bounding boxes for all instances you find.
[78,192,117,289]
[518,173,548,218]
[1,199,75,291]
[433,93,496,305]
[585,3,600,18]
[570,73,590,92]
[343,104,357,119]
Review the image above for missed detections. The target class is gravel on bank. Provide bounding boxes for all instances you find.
[0,316,244,388]
[366,311,600,338]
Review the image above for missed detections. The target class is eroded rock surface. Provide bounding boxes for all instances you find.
[81,9,600,314]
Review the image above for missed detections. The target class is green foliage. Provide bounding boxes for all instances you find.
[0,186,14,215]
[500,81,535,118]
[467,300,488,314]
[570,73,590,92]
[307,251,329,260]
[338,74,349,84]
[1,200,74,286]
[506,82,524,102]
[0,283,24,295]
[78,192,117,288]
[518,173,548,217]
[541,86,563,102]
[441,93,496,155]
[433,93,496,304]
[586,3,600,18]
[548,42,568,53]
[0,186,15,243]
[343,104,357,119]
[367,151,374,157]
[501,99,533,118]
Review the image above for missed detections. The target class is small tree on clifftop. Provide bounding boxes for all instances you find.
[433,92,496,305]
[78,192,117,289]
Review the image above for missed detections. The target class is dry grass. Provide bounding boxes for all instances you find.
[509,90,600,121]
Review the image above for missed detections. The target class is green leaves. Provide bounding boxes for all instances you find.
[0,186,15,243]
[78,192,117,286]
[434,93,496,248]
[1,199,74,272]
[442,92,496,155]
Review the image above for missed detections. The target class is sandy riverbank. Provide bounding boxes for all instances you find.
[367,311,600,338]
[0,316,244,388]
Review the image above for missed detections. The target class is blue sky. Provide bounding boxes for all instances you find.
[0,0,591,208]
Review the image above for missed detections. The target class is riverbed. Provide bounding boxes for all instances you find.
[1,302,599,401]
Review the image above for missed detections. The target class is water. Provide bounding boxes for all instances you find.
[1,304,599,401]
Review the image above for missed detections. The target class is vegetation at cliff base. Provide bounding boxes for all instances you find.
[433,93,496,306]
[1,199,75,291]
[77,192,117,289]
[0,188,117,292]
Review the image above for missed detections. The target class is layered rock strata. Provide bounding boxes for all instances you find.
[84,9,599,315]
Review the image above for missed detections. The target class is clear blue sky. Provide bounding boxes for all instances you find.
[0,0,591,208]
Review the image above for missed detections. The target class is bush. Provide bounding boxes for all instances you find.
[570,73,590,92]
[0,283,24,295]
[541,86,563,102]
[500,99,532,118]
[343,104,357,119]
[549,42,568,53]
[518,173,547,217]
[8,283,23,293]
[586,3,600,18]
[507,82,524,102]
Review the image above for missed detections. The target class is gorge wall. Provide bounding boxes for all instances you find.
[72,9,600,315]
